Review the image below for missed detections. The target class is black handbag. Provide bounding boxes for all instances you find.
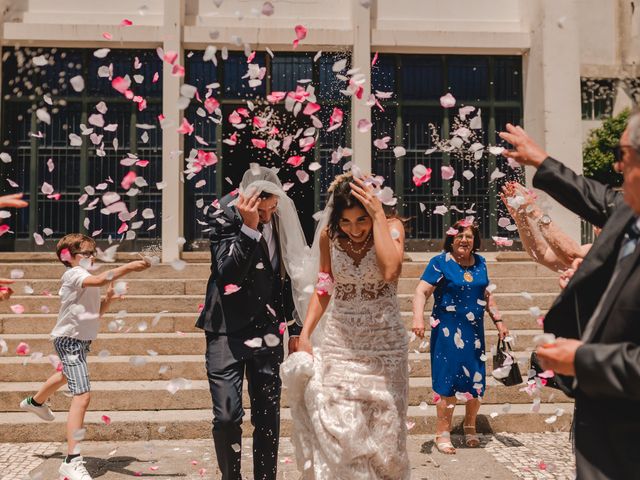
[528,352,561,390]
[492,338,523,386]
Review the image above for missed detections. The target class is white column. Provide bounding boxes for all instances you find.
[523,0,583,243]
[350,0,372,172]
[161,0,184,262]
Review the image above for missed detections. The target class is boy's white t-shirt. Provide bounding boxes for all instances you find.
[51,266,102,341]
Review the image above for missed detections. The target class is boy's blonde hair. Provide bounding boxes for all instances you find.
[56,234,96,267]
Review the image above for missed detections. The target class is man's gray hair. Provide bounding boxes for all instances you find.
[629,109,640,152]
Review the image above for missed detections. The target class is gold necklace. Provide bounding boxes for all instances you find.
[347,231,372,255]
[453,255,474,282]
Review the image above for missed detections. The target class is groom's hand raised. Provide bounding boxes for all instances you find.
[237,192,261,230]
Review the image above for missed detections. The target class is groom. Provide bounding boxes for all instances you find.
[196,166,302,480]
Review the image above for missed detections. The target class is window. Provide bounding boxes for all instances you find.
[183,51,351,245]
[1,47,163,250]
[581,78,616,120]
[372,54,523,243]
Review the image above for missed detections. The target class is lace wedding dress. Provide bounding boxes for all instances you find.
[281,239,410,480]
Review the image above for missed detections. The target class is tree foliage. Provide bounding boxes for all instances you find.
[582,109,628,187]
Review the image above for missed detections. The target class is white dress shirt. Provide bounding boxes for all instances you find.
[241,222,278,270]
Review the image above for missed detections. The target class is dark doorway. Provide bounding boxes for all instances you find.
[220,104,316,243]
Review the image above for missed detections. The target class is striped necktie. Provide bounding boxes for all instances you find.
[619,219,640,261]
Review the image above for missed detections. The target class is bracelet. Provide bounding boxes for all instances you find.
[492,319,503,324]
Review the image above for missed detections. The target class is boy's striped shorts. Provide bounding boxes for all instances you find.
[52,336,92,395]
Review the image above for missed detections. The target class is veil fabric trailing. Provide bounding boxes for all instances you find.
[237,165,331,332]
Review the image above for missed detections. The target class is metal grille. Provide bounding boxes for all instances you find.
[371,54,523,245]
[183,50,351,245]
[0,47,163,250]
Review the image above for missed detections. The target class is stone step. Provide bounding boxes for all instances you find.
[0,403,574,442]
[0,330,547,357]
[0,377,570,413]
[0,291,555,315]
[398,277,560,295]
[0,310,544,335]
[0,264,213,280]
[0,261,554,280]
[397,292,557,312]
[0,295,204,314]
[0,351,541,382]
[4,276,561,297]
[6,279,202,296]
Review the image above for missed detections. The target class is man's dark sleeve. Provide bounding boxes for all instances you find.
[208,208,259,286]
[533,157,620,228]
[575,342,640,400]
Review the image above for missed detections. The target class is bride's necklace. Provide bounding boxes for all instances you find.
[453,254,474,282]
[347,231,372,255]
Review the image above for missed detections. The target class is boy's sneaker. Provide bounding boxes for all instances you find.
[19,396,55,421]
[59,457,93,480]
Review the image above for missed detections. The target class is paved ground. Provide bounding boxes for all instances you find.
[2,433,575,479]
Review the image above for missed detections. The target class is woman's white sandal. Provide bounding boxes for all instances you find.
[435,433,456,454]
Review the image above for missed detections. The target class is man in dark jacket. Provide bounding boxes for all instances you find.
[196,166,304,480]
[500,115,640,480]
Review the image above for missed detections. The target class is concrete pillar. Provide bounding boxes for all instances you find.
[523,0,583,243]
[161,0,184,262]
[350,0,372,172]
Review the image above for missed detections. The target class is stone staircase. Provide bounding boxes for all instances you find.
[0,251,573,442]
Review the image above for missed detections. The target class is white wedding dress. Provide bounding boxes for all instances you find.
[281,238,410,480]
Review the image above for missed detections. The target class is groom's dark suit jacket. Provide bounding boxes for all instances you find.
[195,193,302,337]
[533,157,640,479]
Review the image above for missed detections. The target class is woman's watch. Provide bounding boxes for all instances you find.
[537,214,552,227]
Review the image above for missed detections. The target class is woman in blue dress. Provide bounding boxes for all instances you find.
[412,220,509,455]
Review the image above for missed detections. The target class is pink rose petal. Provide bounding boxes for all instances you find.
[120,19,133,26]
[112,76,131,94]
[228,111,242,124]
[440,92,456,108]
[224,284,241,295]
[10,304,25,315]
[0,225,10,236]
[302,102,320,116]
[101,414,111,425]
[121,171,137,190]
[286,155,305,168]
[163,51,178,65]
[292,25,307,48]
[357,119,372,133]
[251,139,266,149]
[60,248,72,263]
[16,341,29,355]
[177,118,194,135]
[204,97,220,114]
[267,91,286,103]
[102,32,113,40]
[441,165,455,180]
[329,107,343,127]
[446,227,459,236]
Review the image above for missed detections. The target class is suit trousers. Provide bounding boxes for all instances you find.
[205,331,284,480]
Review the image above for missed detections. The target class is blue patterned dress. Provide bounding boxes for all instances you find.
[420,252,489,397]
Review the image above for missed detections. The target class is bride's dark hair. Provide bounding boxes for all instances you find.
[326,173,366,239]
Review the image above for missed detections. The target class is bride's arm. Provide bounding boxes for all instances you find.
[350,177,404,282]
[298,229,332,354]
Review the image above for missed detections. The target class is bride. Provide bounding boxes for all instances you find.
[281,172,410,479]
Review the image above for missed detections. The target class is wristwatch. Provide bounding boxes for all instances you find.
[537,214,552,227]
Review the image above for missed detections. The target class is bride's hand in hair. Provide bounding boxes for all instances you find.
[349,177,384,220]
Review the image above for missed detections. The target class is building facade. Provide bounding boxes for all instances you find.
[0,0,637,260]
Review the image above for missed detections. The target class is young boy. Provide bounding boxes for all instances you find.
[19,233,150,480]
